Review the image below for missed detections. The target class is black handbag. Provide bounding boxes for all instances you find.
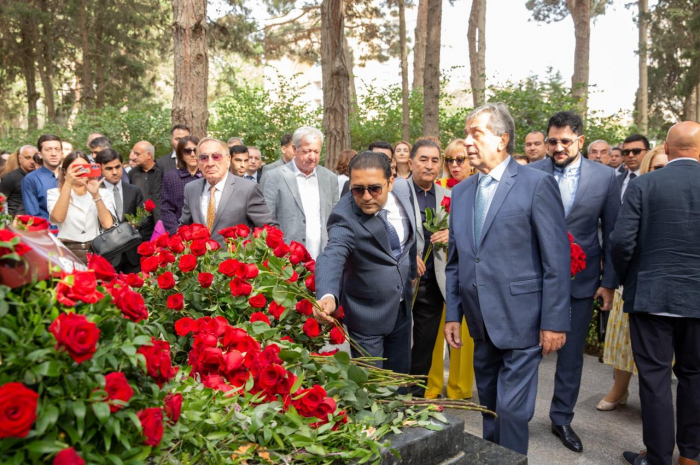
[91,216,143,259]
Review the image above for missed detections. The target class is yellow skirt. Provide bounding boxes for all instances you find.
[425,307,475,399]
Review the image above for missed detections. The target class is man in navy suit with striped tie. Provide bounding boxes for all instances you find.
[314,151,417,374]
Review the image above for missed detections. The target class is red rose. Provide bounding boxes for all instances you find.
[157,272,176,290]
[0,382,38,438]
[168,235,185,254]
[53,447,85,465]
[273,242,290,258]
[268,301,285,319]
[49,312,100,363]
[158,250,176,266]
[221,350,244,375]
[164,393,182,424]
[0,229,31,257]
[137,338,177,386]
[305,274,315,292]
[249,294,266,308]
[137,407,163,446]
[258,363,287,392]
[104,372,134,413]
[198,272,214,288]
[190,224,211,240]
[86,253,117,282]
[289,241,310,265]
[155,233,170,248]
[189,239,207,256]
[197,347,224,374]
[250,312,270,325]
[265,226,285,248]
[295,299,313,316]
[302,318,320,338]
[440,196,451,213]
[55,271,105,307]
[174,317,196,336]
[286,267,298,283]
[235,224,251,238]
[140,256,159,273]
[314,397,337,418]
[144,199,156,213]
[446,178,459,188]
[280,336,294,343]
[114,286,149,322]
[137,242,156,257]
[167,293,184,311]
[334,306,345,320]
[229,278,252,297]
[219,259,243,277]
[176,224,193,241]
[304,259,315,273]
[329,327,345,345]
[207,240,221,251]
[244,264,259,279]
[177,254,197,273]
[15,214,51,231]
[126,273,144,288]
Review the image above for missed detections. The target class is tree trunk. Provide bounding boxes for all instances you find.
[399,0,410,141]
[321,0,351,171]
[423,0,442,137]
[19,22,39,130]
[35,0,56,123]
[412,0,428,91]
[682,89,697,122]
[637,0,648,135]
[78,0,95,109]
[172,0,209,139]
[94,7,106,109]
[569,0,590,115]
[468,0,486,107]
[343,37,357,109]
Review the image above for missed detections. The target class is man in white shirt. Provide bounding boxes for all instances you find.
[618,134,649,200]
[261,127,339,259]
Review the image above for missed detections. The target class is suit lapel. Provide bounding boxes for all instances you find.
[409,181,424,248]
[212,175,235,232]
[569,157,591,215]
[192,178,206,225]
[463,177,478,254]
[394,185,416,256]
[121,184,133,221]
[282,167,305,213]
[479,158,517,249]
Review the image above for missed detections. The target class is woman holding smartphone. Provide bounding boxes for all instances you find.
[48,151,116,263]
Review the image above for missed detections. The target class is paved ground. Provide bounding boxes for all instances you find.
[444,353,680,465]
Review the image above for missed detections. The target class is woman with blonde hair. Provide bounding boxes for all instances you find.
[393,141,412,179]
[437,139,475,188]
[639,144,668,174]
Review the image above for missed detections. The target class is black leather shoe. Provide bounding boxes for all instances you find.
[551,424,583,453]
[622,451,649,465]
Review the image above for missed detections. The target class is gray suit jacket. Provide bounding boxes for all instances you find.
[261,162,338,254]
[179,173,275,246]
[316,178,418,335]
[409,181,450,298]
[262,158,285,174]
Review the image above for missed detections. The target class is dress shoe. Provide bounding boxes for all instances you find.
[622,451,649,465]
[551,424,583,453]
[597,391,629,411]
[679,454,699,465]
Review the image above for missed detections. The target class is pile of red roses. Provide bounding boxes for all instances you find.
[0,382,39,439]
[568,232,587,277]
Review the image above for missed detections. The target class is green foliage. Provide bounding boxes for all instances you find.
[209,74,321,164]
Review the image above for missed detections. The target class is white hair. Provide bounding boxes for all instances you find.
[143,142,155,157]
[19,145,37,156]
[293,126,324,148]
[588,140,611,152]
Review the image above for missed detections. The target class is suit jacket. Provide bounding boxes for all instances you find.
[108,182,150,268]
[530,157,620,297]
[261,163,339,254]
[316,178,418,335]
[611,159,700,318]
[156,154,178,175]
[409,180,450,298]
[179,174,276,246]
[262,158,285,174]
[445,158,571,350]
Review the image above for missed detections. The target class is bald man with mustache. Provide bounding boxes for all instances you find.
[612,122,700,465]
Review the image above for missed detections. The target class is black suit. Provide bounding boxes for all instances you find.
[109,181,151,273]
[156,154,178,175]
[611,159,700,465]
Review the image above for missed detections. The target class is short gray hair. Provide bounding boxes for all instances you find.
[198,137,229,155]
[588,139,611,152]
[142,142,155,156]
[293,126,324,148]
[227,137,244,146]
[466,103,515,155]
[19,145,37,156]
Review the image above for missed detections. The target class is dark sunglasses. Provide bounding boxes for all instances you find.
[183,148,197,155]
[622,148,647,156]
[546,138,579,148]
[445,157,467,165]
[198,153,225,162]
[350,184,384,198]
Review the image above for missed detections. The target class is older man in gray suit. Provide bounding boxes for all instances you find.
[179,138,275,246]
[314,151,417,374]
[261,127,338,259]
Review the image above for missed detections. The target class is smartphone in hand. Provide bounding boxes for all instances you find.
[77,164,102,178]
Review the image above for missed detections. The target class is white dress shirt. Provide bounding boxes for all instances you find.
[290,159,323,259]
[47,188,116,242]
[377,191,409,251]
[620,168,641,200]
[337,174,349,198]
[477,155,511,215]
[200,172,229,221]
[103,180,124,205]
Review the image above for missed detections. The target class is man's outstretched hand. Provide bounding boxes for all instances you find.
[313,296,336,325]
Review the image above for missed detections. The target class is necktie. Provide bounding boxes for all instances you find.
[378,209,402,260]
[207,185,216,231]
[554,168,574,216]
[474,175,493,248]
[113,184,123,221]
[629,172,637,180]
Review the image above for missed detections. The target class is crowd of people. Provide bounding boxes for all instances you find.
[0,105,698,465]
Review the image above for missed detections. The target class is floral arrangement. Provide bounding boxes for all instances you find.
[124,199,156,228]
[569,232,587,278]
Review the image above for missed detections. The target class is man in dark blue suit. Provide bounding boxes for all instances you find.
[314,151,417,373]
[530,111,620,453]
[613,122,700,465]
[444,103,571,455]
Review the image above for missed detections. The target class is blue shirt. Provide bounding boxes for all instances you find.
[21,166,58,220]
[553,155,581,217]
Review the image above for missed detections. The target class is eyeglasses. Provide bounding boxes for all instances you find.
[183,148,197,155]
[350,184,384,198]
[198,153,225,162]
[445,157,467,166]
[546,138,580,148]
[621,148,647,156]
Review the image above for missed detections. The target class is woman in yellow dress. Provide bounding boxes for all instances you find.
[426,139,476,399]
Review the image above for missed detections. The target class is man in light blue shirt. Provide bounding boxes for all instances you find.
[21,134,62,220]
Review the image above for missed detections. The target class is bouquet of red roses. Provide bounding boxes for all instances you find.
[569,232,587,278]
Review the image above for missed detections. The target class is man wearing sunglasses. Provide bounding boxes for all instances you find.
[618,134,650,200]
[530,111,621,454]
[314,151,417,375]
[179,138,274,246]
[444,103,571,455]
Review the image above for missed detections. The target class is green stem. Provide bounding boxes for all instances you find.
[411,243,433,309]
